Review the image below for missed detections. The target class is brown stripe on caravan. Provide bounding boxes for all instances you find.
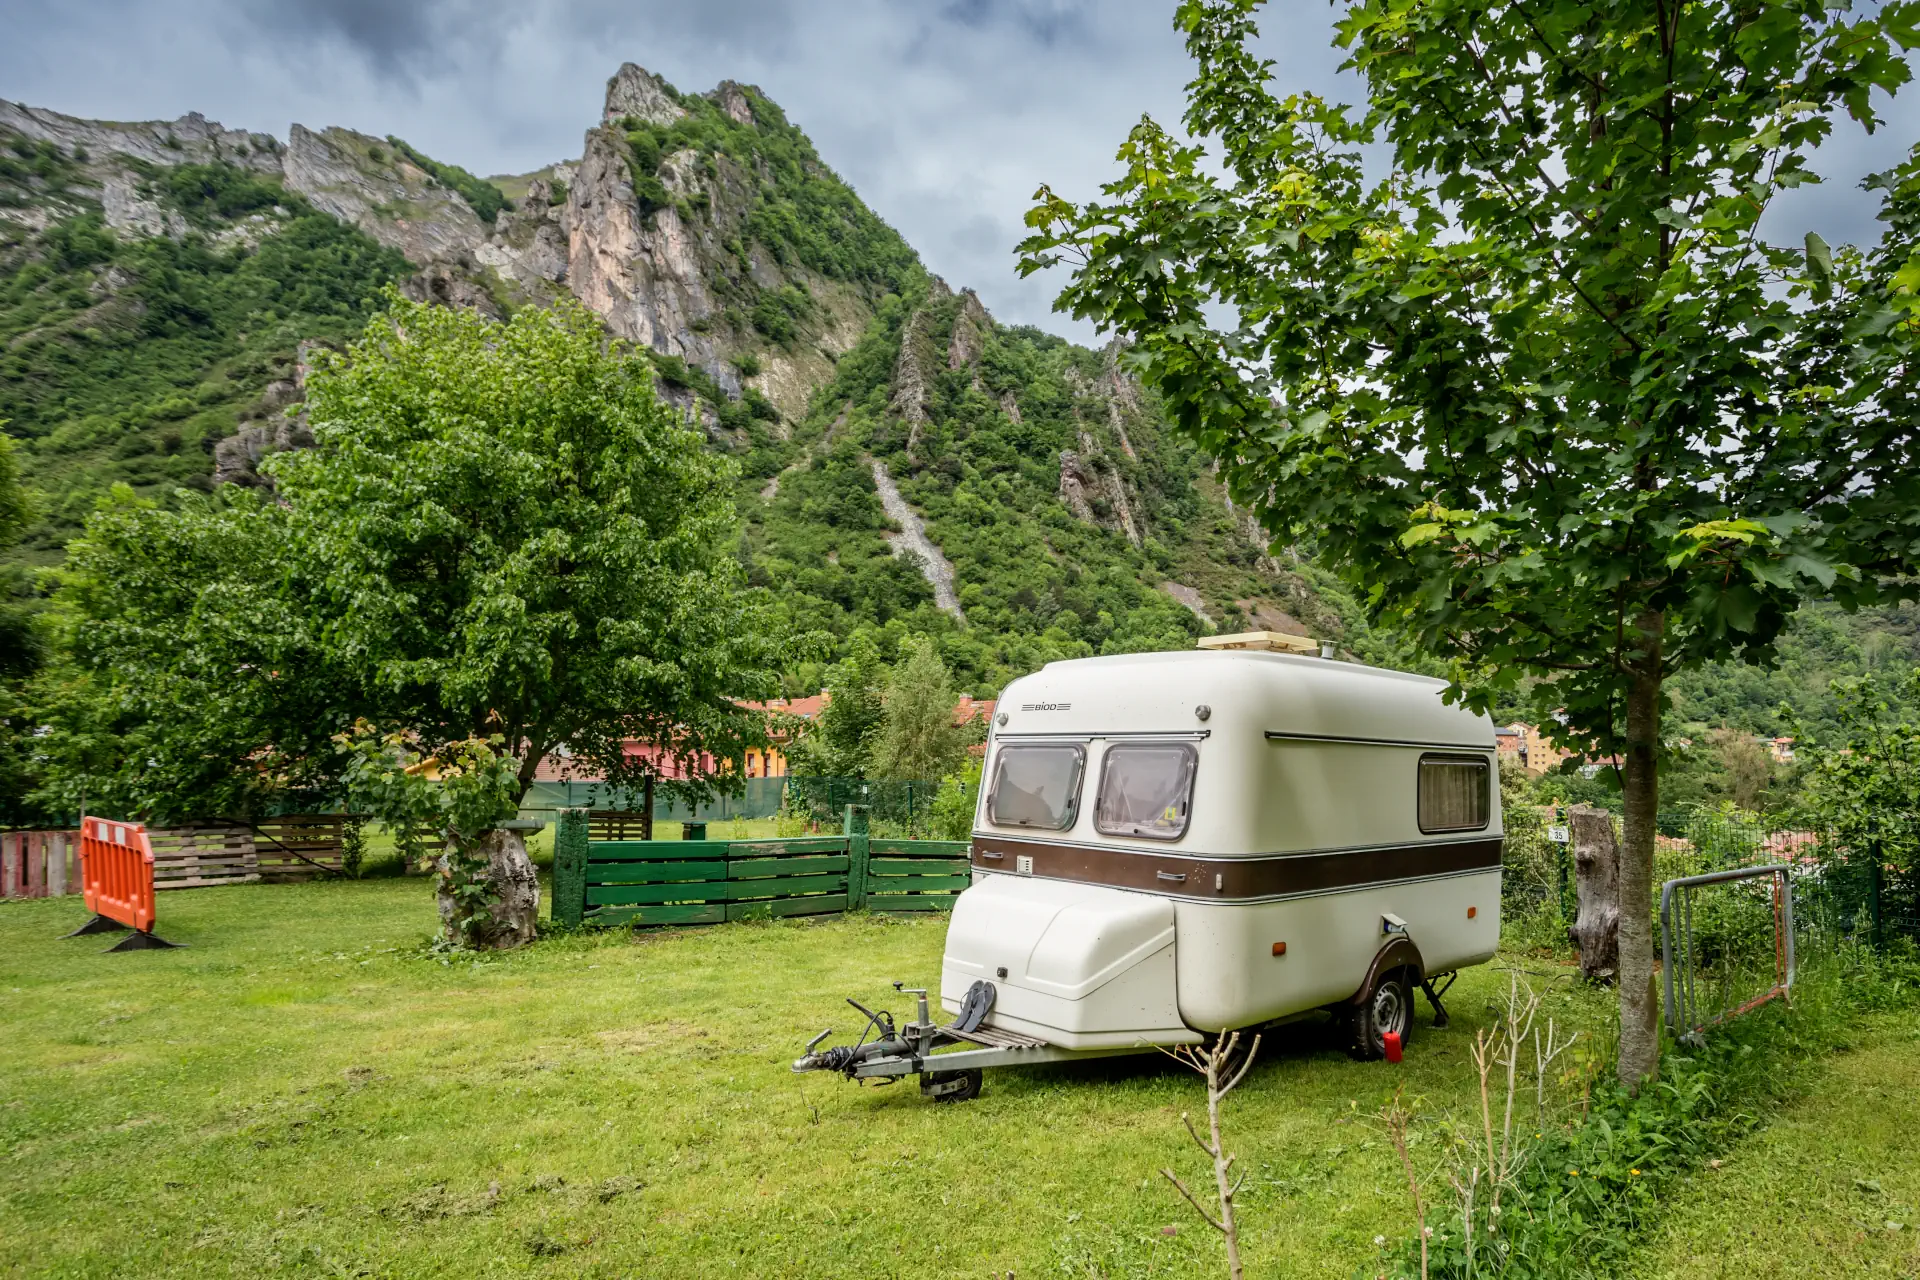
[969,834,1502,900]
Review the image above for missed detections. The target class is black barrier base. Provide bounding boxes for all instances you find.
[103,929,183,953]
[62,914,128,938]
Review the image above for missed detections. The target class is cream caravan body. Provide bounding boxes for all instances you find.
[943,648,1502,1047]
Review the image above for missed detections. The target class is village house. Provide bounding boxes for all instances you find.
[534,692,998,783]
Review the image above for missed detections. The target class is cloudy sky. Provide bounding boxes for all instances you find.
[5,0,1917,340]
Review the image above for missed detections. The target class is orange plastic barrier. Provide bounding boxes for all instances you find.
[64,817,180,951]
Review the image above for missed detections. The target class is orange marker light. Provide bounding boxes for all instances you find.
[1468,906,1478,919]
[1271,941,1287,956]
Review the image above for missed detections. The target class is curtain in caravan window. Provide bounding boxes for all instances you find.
[1419,755,1490,833]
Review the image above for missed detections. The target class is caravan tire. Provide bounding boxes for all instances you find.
[1347,968,1415,1061]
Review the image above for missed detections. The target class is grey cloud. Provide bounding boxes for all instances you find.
[2,1,1915,340]
[256,0,446,71]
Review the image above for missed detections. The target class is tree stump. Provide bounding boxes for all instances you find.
[436,828,540,950]
[1567,805,1620,982]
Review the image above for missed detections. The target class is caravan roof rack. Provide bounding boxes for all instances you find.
[1195,630,1321,654]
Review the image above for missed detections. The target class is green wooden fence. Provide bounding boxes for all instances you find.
[550,805,971,929]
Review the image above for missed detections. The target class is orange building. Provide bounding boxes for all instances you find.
[1493,722,1574,774]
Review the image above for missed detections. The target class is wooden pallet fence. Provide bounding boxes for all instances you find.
[576,836,853,928]
[147,825,259,890]
[587,810,651,841]
[250,814,346,882]
[552,807,977,929]
[867,838,971,912]
[0,830,80,898]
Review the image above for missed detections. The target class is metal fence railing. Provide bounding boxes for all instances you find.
[1661,864,1796,1046]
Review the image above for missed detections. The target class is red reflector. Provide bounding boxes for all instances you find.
[1271,941,1287,956]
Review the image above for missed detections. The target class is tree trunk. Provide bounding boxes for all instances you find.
[437,828,540,950]
[1617,631,1664,1089]
[1567,805,1620,981]
[642,772,655,842]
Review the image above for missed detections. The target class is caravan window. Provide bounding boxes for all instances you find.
[987,744,1086,830]
[1419,755,1490,833]
[1095,742,1198,840]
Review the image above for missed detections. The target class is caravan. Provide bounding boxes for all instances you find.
[794,636,1503,1100]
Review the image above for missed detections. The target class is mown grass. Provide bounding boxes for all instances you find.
[1639,1013,1920,1278]
[1,878,1620,1279]
[0,878,1902,1279]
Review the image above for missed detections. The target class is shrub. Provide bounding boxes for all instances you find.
[743,388,779,422]
[634,174,671,217]
[1376,945,1892,1279]
[626,129,662,174]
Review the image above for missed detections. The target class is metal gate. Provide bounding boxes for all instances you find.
[1659,863,1796,1046]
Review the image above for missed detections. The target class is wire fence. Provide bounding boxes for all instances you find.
[1502,803,1920,952]
[518,775,956,836]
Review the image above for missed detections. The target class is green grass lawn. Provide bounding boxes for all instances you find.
[1639,1015,1920,1278]
[0,878,1890,1279]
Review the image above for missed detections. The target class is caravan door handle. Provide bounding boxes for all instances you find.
[1156,870,1187,883]
[979,851,1004,860]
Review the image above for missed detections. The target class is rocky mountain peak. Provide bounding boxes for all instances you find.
[603,63,685,127]
[0,100,280,174]
[711,81,758,127]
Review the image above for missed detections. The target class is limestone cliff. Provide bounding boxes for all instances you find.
[561,64,897,422]
[281,124,485,264]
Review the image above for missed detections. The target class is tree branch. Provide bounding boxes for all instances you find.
[1161,1169,1227,1233]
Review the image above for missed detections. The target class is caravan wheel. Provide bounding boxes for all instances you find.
[1347,969,1415,1061]
[923,1069,983,1103]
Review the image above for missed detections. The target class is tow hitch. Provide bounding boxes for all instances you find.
[793,979,1125,1103]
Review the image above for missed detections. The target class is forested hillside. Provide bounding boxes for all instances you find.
[0,145,410,551]
[1,67,1915,740]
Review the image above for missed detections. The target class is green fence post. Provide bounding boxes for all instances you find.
[845,804,870,909]
[553,808,588,928]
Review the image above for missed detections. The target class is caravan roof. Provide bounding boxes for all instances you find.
[995,650,1491,750]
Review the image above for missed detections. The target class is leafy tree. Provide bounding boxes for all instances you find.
[37,295,784,947]
[1021,0,1920,1085]
[1795,671,1920,875]
[275,292,782,803]
[31,485,342,822]
[1711,730,1776,812]
[872,635,973,781]
[784,631,891,777]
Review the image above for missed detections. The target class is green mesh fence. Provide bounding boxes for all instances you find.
[516,776,949,831]
[518,777,793,821]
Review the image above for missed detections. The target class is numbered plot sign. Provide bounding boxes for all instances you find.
[1548,825,1570,844]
